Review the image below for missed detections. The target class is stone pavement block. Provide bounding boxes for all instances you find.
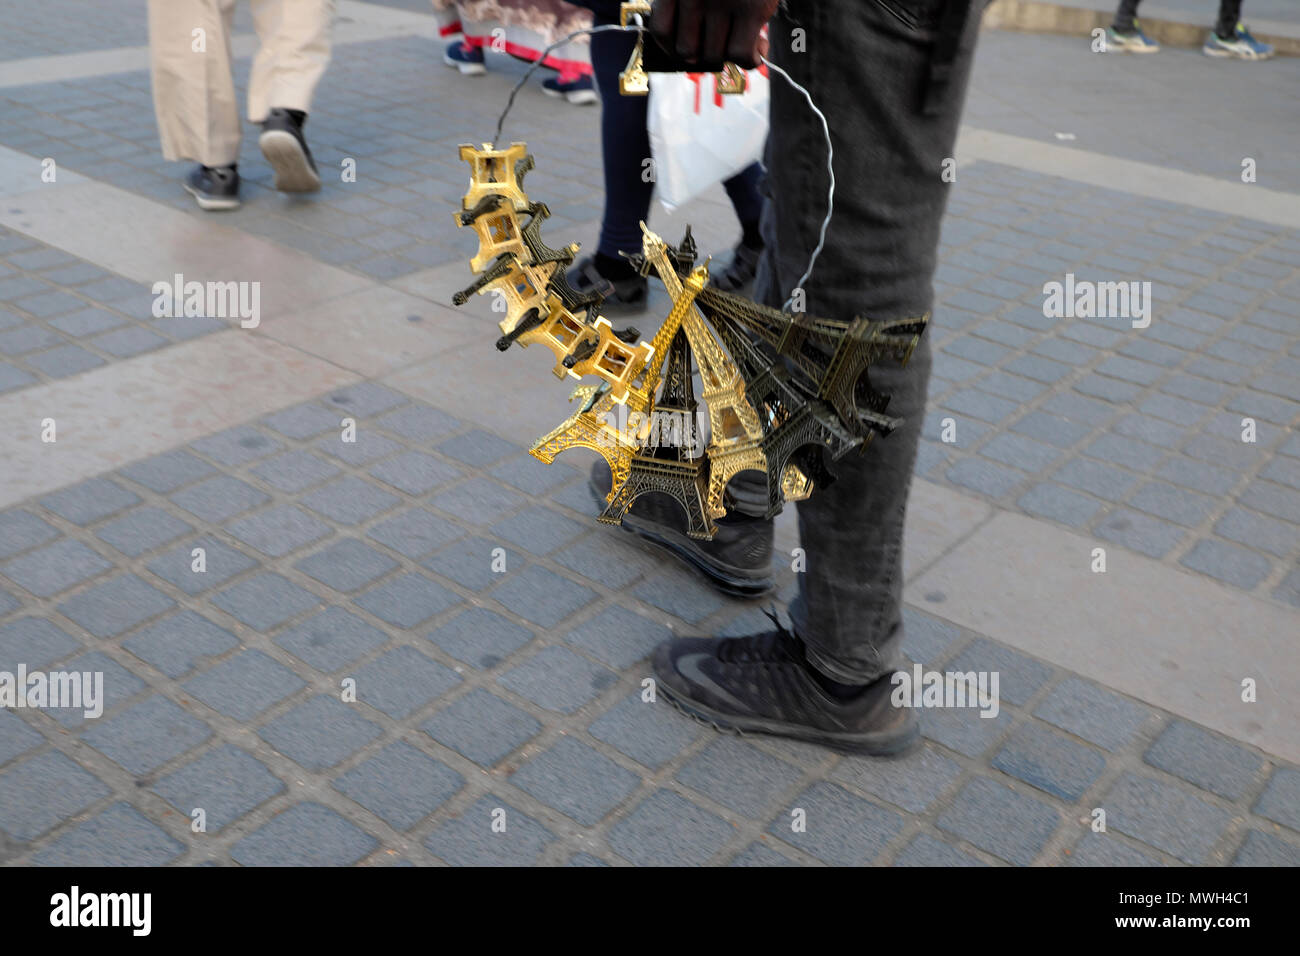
[44,650,144,728]
[1042,391,1114,428]
[250,449,341,494]
[122,610,238,679]
[422,689,541,767]
[258,695,382,772]
[171,475,270,524]
[424,796,554,866]
[1127,482,1216,528]
[492,565,597,629]
[261,401,342,440]
[921,702,1014,758]
[354,571,459,629]
[510,736,640,826]
[833,744,962,814]
[993,722,1106,802]
[1239,480,1300,524]
[427,607,534,670]
[1252,767,1300,833]
[57,573,175,638]
[92,326,168,358]
[182,649,306,722]
[295,537,398,593]
[119,449,216,494]
[1074,373,1142,403]
[435,429,518,468]
[893,833,988,866]
[353,646,461,718]
[497,646,616,714]
[1004,354,1071,385]
[980,433,1063,473]
[1155,456,1238,497]
[367,507,464,559]
[369,451,462,496]
[900,606,965,666]
[39,477,140,526]
[551,533,661,591]
[0,510,60,560]
[1212,507,1297,558]
[945,388,1021,423]
[1144,720,1266,801]
[375,402,461,442]
[770,782,905,866]
[1104,773,1232,865]
[1179,539,1271,590]
[946,458,1027,498]
[677,738,804,820]
[428,480,526,525]
[729,842,800,866]
[1232,830,1300,867]
[1095,509,1185,559]
[0,709,43,767]
[1113,413,1193,451]
[932,354,985,384]
[946,636,1052,708]
[333,741,464,831]
[152,744,285,834]
[490,453,581,495]
[1018,483,1102,528]
[0,751,111,841]
[300,476,401,526]
[1065,832,1165,867]
[937,776,1059,866]
[323,382,409,417]
[488,506,587,556]
[213,572,321,632]
[1271,568,1300,608]
[316,430,404,466]
[26,345,105,378]
[82,695,212,776]
[95,506,193,558]
[566,852,609,866]
[273,607,389,674]
[421,535,524,592]
[1085,434,1166,473]
[230,801,377,867]
[2,538,111,598]
[1010,411,1091,448]
[1032,676,1150,753]
[146,535,257,596]
[1034,337,1099,367]
[0,325,62,356]
[607,790,733,866]
[564,604,671,670]
[190,425,285,467]
[588,694,703,770]
[48,306,126,337]
[27,801,183,866]
[941,335,1012,366]
[972,372,1047,406]
[1260,455,1300,492]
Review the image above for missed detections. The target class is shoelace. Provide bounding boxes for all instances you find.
[716,608,800,664]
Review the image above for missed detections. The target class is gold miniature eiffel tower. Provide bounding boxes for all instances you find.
[457,142,531,212]
[530,383,638,501]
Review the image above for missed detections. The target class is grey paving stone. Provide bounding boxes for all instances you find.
[1032,676,1149,752]
[1010,411,1091,448]
[25,344,105,378]
[315,429,403,466]
[261,401,342,439]
[563,604,671,670]
[0,751,111,841]
[511,736,639,825]
[375,402,460,441]
[944,387,1022,424]
[424,795,554,866]
[945,636,1052,708]
[1154,456,1239,497]
[1179,538,1271,589]
[0,324,61,355]
[1041,391,1115,428]
[1238,479,1300,524]
[272,606,388,674]
[353,571,459,629]
[920,700,1014,757]
[29,800,186,866]
[190,425,284,467]
[1095,509,1186,559]
[1127,482,1217,528]
[48,305,125,337]
[1,538,111,597]
[333,741,463,830]
[426,607,535,671]
[353,645,461,718]
[992,722,1106,802]
[497,645,616,714]
[946,458,1027,498]
[119,449,216,494]
[488,506,587,557]
[300,476,401,526]
[1065,832,1166,867]
[295,537,398,593]
[566,851,611,866]
[893,833,989,866]
[151,744,286,833]
[145,535,257,595]
[421,689,541,767]
[1018,483,1102,527]
[249,449,341,493]
[323,382,409,417]
[728,842,799,866]
[1211,507,1296,559]
[1085,434,1167,472]
[81,695,212,776]
[588,692,703,769]
[0,708,43,766]
[94,506,193,557]
[1232,829,1300,866]
[92,325,167,357]
[366,507,464,558]
[770,781,905,865]
[171,475,270,523]
[39,477,140,525]
[428,478,526,525]
[40,649,143,728]
[832,745,962,814]
[492,564,597,629]
[1252,767,1300,833]
[258,695,382,771]
[672,736,802,819]
[212,572,322,632]
[607,789,733,866]
[1143,720,1265,801]
[899,606,964,665]
[1271,567,1300,608]
[369,450,463,495]
[435,429,519,467]
[230,801,378,866]
[489,453,581,495]
[120,610,237,679]
[936,776,1059,865]
[979,432,1063,473]
[1105,773,1233,864]
[1073,372,1143,403]
[57,573,176,638]
[182,649,306,721]
[551,532,661,590]
[0,509,59,560]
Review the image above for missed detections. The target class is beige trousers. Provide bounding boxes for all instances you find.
[148,0,335,166]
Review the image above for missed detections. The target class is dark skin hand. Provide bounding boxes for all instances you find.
[649,0,780,69]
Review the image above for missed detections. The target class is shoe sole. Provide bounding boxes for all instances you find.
[183,182,239,211]
[1203,44,1272,59]
[259,129,322,193]
[657,679,922,756]
[589,477,773,598]
[443,52,486,75]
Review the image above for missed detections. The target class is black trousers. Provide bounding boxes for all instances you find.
[1114,0,1242,36]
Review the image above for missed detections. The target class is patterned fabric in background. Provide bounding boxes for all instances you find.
[431,0,595,79]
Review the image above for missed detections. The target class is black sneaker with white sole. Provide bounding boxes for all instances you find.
[588,461,773,597]
[653,624,920,755]
[259,108,321,193]
[183,164,240,210]
[567,255,648,314]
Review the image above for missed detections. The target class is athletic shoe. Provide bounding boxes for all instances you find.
[258,108,321,193]
[443,38,487,75]
[1203,23,1274,59]
[182,164,240,211]
[1105,23,1160,53]
[542,74,598,105]
[708,240,762,293]
[567,254,648,314]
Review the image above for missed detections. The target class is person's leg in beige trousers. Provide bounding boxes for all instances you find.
[147,0,334,208]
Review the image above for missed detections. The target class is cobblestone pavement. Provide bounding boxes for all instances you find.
[0,1,1296,866]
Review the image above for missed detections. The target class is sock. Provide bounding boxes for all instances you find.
[595,251,638,282]
[740,220,763,250]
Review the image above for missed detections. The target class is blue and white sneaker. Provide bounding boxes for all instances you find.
[443,38,486,75]
[542,74,598,105]
[1203,23,1274,59]
[1105,23,1160,53]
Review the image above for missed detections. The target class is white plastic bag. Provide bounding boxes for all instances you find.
[646,66,770,214]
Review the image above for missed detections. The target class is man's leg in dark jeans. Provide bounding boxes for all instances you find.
[1113,0,1142,32]
[1214,0,1243,37]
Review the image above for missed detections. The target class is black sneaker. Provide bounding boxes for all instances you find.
[259,108,321,193]
[567,255,648,314]
[708,240,762,293]
[653,623,920,755]
[589,461,773,597]
[183,164,240,210]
